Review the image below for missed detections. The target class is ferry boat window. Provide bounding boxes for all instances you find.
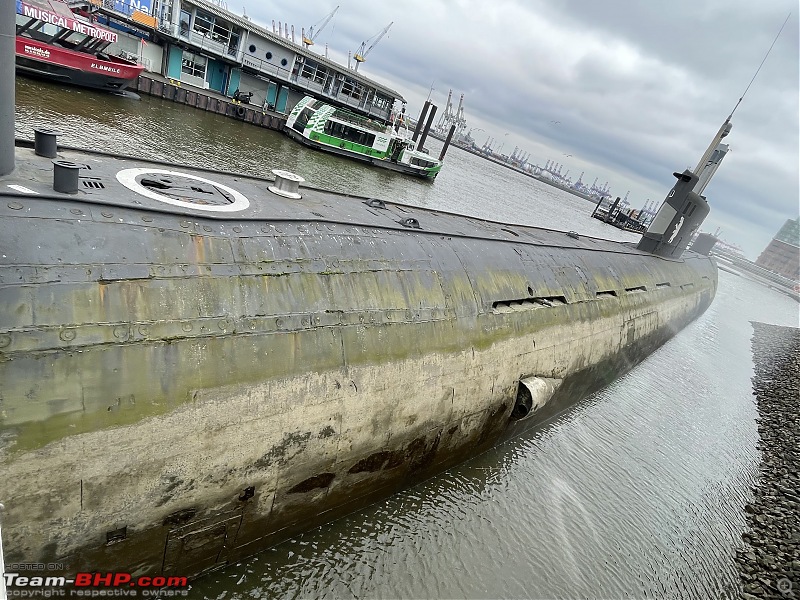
[409,157,435,168]
[281,58,288,67]
[324,121,376,147]
[292,107,314,133]
[266,52,273,60]
[181,51,207,78]
[18,13,59,37]
[248,44,256,53]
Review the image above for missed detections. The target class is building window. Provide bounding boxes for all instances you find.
[179,10,191,36]
[211,21,233,44]
[341,80,362,101]
[181,51,207,78]
[160,0,174,24]
[227,32,240,55]
[372,94,390,110]
[300,60,325,83]
[193,10,213,36]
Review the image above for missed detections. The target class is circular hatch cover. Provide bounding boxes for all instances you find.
[116,168,250,212]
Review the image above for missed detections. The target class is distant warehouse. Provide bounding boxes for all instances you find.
[756,217,800,281]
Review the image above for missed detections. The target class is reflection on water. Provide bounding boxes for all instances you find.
[14,79,799,599]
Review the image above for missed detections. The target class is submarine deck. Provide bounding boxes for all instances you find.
[2,140,670,263]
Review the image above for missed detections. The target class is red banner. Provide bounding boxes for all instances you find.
[17,1,118,43]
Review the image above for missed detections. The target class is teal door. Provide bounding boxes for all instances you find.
[266,82,277,110]
[206,59,226,93]
[227,69,241,97]
[166,45,182,80]
[276,87,289,113]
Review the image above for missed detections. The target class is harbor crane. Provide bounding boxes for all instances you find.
[352,22,392,71]
[302,5,339,48]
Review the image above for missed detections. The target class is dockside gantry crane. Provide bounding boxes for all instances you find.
[302,6,339,48]
[351,22,393,71]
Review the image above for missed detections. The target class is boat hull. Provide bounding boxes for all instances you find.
[16,37,143,91]
[285,125,439,179]
[0,144,716,580]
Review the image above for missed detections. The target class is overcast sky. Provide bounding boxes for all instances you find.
[239,0,798,260]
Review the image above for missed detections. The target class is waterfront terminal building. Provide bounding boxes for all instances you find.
[77,0,404,121]
[756,217,800,282]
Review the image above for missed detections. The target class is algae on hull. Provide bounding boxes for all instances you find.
[0,140,717,578]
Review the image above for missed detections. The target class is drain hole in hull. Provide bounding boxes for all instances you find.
[511,382,533,420]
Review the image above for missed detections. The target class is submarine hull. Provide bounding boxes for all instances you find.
[0,143,716,578]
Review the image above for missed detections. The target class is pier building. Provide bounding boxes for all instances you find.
[76,0,404,120]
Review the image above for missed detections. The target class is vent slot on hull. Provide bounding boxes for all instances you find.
[595,290,618,299]
[492,296,568,314]
[81,178,105,189]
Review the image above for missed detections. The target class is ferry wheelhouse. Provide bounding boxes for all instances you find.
[15,0,144,92]
[285,96,443,179]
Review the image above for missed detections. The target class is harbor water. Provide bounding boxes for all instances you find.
[14,79,800,599]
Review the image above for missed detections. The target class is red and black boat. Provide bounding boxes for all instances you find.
[15,0,144,91]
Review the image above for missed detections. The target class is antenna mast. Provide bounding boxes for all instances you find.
[694,12,791,175]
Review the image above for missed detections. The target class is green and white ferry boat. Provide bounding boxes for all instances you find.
[285,96,444,179]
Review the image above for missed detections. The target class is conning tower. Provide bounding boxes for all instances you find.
[637,119,732,258]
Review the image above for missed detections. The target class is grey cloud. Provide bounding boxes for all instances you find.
[244,1,799,259]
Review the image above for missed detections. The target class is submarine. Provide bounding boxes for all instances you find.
[0,2,722,582]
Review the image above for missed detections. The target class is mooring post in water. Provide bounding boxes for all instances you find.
[412,101,430,142]
[417,105,438,151]
[439,124,456,161]
[591,196,604,218]
[0,0,15,176]
[605,197,621,223]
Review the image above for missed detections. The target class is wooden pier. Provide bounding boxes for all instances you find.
[135,74,287,132]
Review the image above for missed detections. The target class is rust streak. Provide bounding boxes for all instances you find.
[190,234,206,265]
